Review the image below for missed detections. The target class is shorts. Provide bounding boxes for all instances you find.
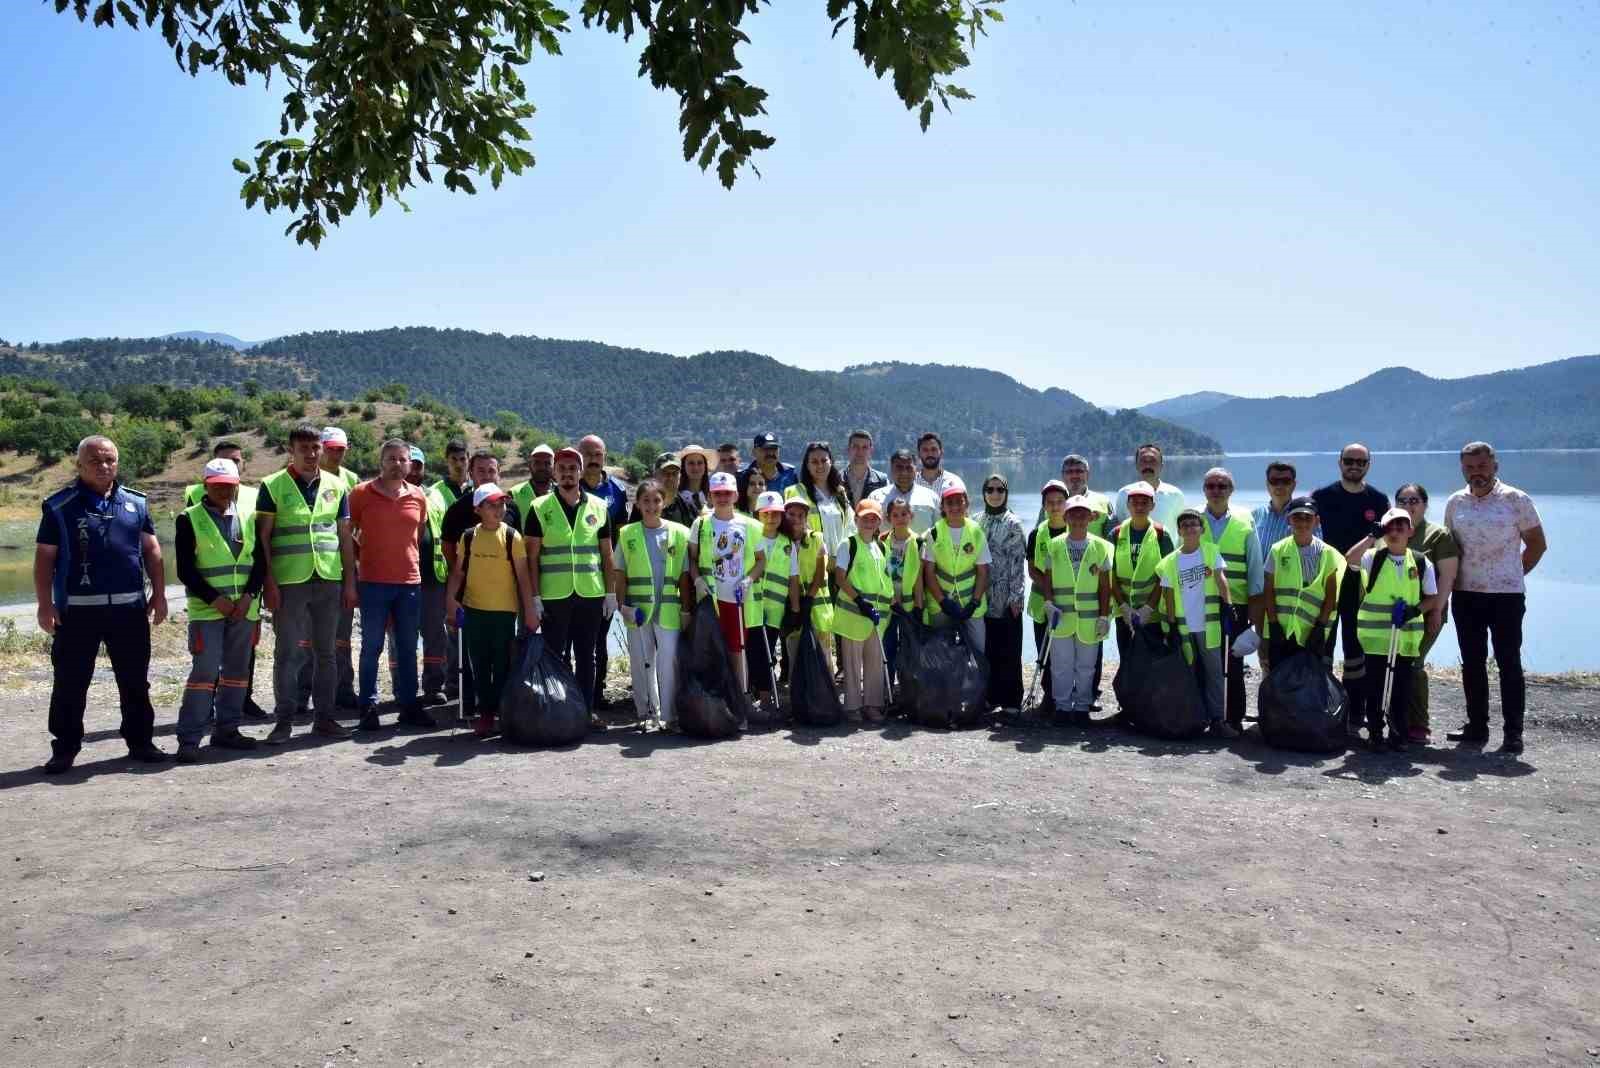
[715,598,746,652]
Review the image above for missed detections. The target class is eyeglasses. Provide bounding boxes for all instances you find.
[1396,497,1423,505]
[1203,482,1231,491]
[1340,458,1370,467]
[1267,477,1294,486]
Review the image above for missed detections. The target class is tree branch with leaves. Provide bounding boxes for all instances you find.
[54,0,1003,247]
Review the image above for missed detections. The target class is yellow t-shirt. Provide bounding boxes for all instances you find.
[463,524,523,613]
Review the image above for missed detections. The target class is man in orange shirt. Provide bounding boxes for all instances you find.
[348,438,431,732]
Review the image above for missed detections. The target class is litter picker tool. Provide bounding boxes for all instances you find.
[1378,598,1405,741]
[1023,615,1057,714]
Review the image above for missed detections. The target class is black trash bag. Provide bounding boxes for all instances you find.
[1258,646,1348,752]
[905,620,991,730]
[889,613,925,713]
[500,634,589,746]
[1113,623,1208,740]
[675,598,750,738]
[790,616,844,727]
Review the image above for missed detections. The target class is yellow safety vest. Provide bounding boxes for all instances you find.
[1268,536,1344,644]
[1047,533,1111,642]
[834,535,892,641]
[533,492,609,600]
[185,500,260,622]
[927,518,988,621]
[792,531,834,633]
[693,512,765,627]
[1356,548,1425,658]
[1027,520,1070,623]
[1199,507,1255,603]
[1112,520,1166,611]
[1156,542,1224,653]
[758,533,795,629]
[617,520,689,631]
[262,468,345,585]
[423,484,448,583]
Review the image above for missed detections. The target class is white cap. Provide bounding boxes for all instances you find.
[708,471,737,494]
[756,490,786,513]
[1380,506,1412,528]
[320,426,348,448]
[529,443,555,459]
[1065,494,1093,513]
[472,483,507,507]
[202,458,240,484]
[940,477,968,500]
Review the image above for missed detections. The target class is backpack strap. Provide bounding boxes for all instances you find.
[460,528,476,589]
[1365,547,1387,594]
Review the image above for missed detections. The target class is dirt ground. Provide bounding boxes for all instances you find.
[2,643,1598,1067]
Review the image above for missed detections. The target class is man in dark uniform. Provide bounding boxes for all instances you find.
[34,435,170,773]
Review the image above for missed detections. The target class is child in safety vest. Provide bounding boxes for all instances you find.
[834,499,893,724]
[686,471,767,701]
[1157,509,1238,738]
[780,496,835,676]
[1026,479,1071,718]
[1262,495,1342,667]
[1044,496,1113,725]
[748,491,790,720]
[444,484,535,737]
[611,479,691,731]
[921,477,991,653]
[1344,507,1439,752]
[882,496,922,687]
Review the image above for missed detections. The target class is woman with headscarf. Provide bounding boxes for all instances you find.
[677,445,715,517]
[977,474,1027,715]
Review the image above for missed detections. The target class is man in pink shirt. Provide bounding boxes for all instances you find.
[1442,441,1547,754]
[348,438,431,732]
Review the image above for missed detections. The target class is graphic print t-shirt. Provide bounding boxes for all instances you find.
[710,516,749,603]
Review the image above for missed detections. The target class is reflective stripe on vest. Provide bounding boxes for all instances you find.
[262,469,344,585]
[1268,536,1342,644]
[186,499,260,622]
[1356,548,1425,658]
[759,534,795,628]
[424,485,449,583]
[1047,534,1110,642]
[618,520,688,631]
[1200,508,1254,602]
[1027,521,1069,623]
[534,492,608,600]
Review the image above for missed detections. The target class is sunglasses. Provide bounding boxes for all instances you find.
[983,486,1006,494]
[1396,496,1423,505]
[1341,458,1370,467]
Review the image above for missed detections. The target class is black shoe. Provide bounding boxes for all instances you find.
[42,753,75,775]
[397,704,436,729]
[240,700,273,723]
[356,708,382,732]
[175,743,203,765]
[1497,736,1524,755]
[420,691,447,707]
[1447,726,1489,745]
[128,743,168,763]
[210,729,259,751]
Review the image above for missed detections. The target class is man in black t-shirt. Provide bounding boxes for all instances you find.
[1310,443,1390,737]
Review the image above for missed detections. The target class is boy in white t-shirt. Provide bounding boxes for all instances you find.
[1158,509,1237,737]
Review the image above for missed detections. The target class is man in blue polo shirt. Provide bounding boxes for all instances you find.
[34,435,170,773]
[740,432,798,496]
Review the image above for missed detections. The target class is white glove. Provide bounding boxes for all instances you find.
[1095,616,1111,641]
[694,576,713,600]
[602,593,618,619]
[1130,607,1146,628]
[1046,605,1063,628]
[532,596,544,617]
[1120,602,1134,624]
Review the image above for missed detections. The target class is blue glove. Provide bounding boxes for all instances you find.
[634,606,646,626]
[866,606,881,626]
[1391,600,1407,626]
[454,606,466,628]
[960,601,978,621]
[941,597,962,620]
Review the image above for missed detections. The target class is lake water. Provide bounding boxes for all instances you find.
[2,451,1592,671]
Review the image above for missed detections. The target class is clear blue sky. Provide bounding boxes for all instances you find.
[2,1,1595,407]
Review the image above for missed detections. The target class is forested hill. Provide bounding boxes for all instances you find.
[0,329,1219,457]
[1144,356,1600,451]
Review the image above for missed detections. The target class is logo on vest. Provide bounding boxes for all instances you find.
[962,543,974,555]
[585,513,599,528]
[321,489,336,503]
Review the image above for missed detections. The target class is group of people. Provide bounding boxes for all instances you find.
[33,427,1545,773]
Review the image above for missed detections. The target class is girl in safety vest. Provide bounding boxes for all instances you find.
[749,491,790,721]
[920,477,991,654]
[1156,509,1238,738]
[780,496,835,676]
[1044,496,1113,725]
[610,479,691,732]
[834,499,893,724]
[1343,507,1440,752]
[1262,496,1342,669]
[686,471,767,703]
[1026,480,1072,718]
[882,496,923,687]
[444,484,536,737]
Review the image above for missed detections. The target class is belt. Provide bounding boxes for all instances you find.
[65,591,145,606]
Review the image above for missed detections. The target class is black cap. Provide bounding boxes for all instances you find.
[1287,495,1318,516]
[753,432,779,448]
